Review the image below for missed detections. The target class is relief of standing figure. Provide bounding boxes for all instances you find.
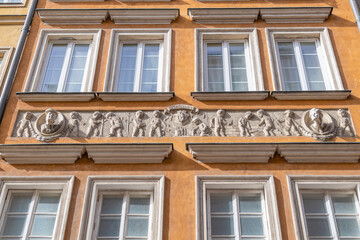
[87,111,103,137]
[132,110,146,137]
[192,117,211,136]
[106,112,124,137]
[238,111,253,137]
[149,110,166,137]
[211,109,227,137]
[66,111,81,137]
[338,109,355,136]
[257,109,276,136]
[16,112,33,137]
[278,110,301,136]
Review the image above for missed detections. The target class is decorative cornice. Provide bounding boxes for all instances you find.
[98,92,174,101]
[36,9,108,25]
[271,90,351,100]
[191,91,269,101]
[260,7,333,23]
[17,92,96,102]
[187,8,259,24]
[109,9,179,24]
[0,15,26,25]
[187,143,277,163]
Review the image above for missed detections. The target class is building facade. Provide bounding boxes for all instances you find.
[0,0,359,239]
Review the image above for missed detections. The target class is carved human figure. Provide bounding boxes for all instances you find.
[338,109,355,136]
[66,111,81,137]
[278,110,301,136]
[175,110,191,136]
[257,109,276,136]
[309,108,323,133]
[106,112,124,137]
[16,112,33,137]
[211,109,227,137]
[87,111,103,137]
[41,109,60,134]
[238,111,253,137]
[192,117,211,136]
[132,110,146,137]
[149,110,165,137]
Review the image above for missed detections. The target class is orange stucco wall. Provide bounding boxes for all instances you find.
[0,0,360,239]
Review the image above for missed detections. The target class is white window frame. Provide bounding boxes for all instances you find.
[78,175,164,240]
[104,29,171,92]
[0,47,13,90]
[266,27,344,91]
[196,175,282,240]
[288,175,360,240]
[0,0,25,6]
[195,28,264,92]
[0,176,74,240]
[24,29,101,93]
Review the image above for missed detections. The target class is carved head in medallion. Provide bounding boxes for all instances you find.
[45,109,58,125]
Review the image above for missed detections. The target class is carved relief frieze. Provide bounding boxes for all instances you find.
[12,106,356,142]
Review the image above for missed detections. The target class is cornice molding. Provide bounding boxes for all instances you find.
[98,92,174,101]
[271,90,351,100]
[0,15,26,25]
[36,9,108,25]
[17,92,96,102]
[260,7,333,23]
[191,91,270,101]
[187,8,259,24]
[109,9,179,24]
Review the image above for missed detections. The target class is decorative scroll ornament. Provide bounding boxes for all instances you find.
[12,106,356,142]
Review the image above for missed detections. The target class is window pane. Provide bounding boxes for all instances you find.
[240,216,264,236]
[229,43,248,91]
[9,193,32,212]
[126,216,149,237]
[36,194,60,213]
[117,44,137,92]
[30,215,56,236]
[211,216,234,236]
[129,196,150,214]
[277,42,301,91]
[336,217,360,237]
[2,215,27,236]
[98,217,121,237]
[332,195,357,214]
[207,43,224,91]
[141,44,159,92]
[101,195,123,215]
[41,44,66,92]
[302,194,327,214]
[65,44,89,92]
[239,194,262,213]
[306,217,331,237]
[210,194,233,213]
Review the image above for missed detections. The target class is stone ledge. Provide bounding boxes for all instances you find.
[260,7,333,23]
[109,9,179,24]
[191,91,269,101]
[98,92,174,101]
[0,15,26,25]
[36,9,108,25]
[186,143,277,163]
[86,144,173,163]
[187,8,259,24]
[271,90,351,100]
[17,92,96,102]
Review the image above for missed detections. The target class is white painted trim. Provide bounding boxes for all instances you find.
[0,47,13,90]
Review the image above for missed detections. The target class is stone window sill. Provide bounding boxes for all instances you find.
[17,92,96,102]
[191,91,270,101]
[97,92,174,101]
[271,90,351,100]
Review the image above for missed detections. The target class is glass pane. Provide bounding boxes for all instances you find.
[211,216,234,236]
[306,217,331,237]
[300,42,317,54]
[239,194,262,213]
[278,42,294,54]
[101,195,123,215]
[129,196,150,214]
[141,44,159,92]
[30,215,56,236]
[332,195,357,214]
[306,69,326,90]
[336,217,360,237]
[207,43,224,91]
[240,216,264,236]
[210,194,233,213]
[232,82,248,91]
[117,44,137,92]
[280,55,297,67]
[229,43,247,91]
[65,44,89,92]
[36,194,60,213]
[126,216,149,237]
[2,215,27,235]
[98,217,121,237]
[41,44,66,92]
[9,194,32,212]
[302,194,327,213]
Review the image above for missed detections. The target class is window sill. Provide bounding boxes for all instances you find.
[97,92,174,101]
[271,90,351,100]
[191,91,270,101]
[17,92,96,102]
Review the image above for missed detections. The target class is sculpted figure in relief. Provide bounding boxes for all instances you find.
[211,109,227,137]
[106,112,124,137]
[238,111,254,137]
[257,109,276,136]
[192,117,211,136]
[41,109,60,134]
[87,111,103,137]
[175,110,191,136]
[66,111,81,137]
[278,110,301,136]
[132,110,146,137]
[16,112,33,137]
[309,108,323,133]
[338,109,355,136]
[149,110,165,137]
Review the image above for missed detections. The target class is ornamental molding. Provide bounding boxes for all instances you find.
[12,106,355,142]
[260,7,332,23]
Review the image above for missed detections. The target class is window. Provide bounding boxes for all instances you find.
[0,176,74,240]
[196,176,282,240]
[24,29,101,93]
[288,175,360,240]
[104,29,171,93]
[0,0,22,3]
[79,176,164,240]
[195,28,264,92]
[266,27,344,91]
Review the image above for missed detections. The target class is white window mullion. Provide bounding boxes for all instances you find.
[22,190,38,240]
[325,192,339,240]
[203,43,209,92]
[156,43,164,92]
[81,42,92,92]
[260,191,269,240]
[223,42,231,91]
[119,192,129,239]
[134,43,144,92]
[57,43,73,92]
[233,191,241,240]
[244,41,254,91]
[293,41,309,91]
